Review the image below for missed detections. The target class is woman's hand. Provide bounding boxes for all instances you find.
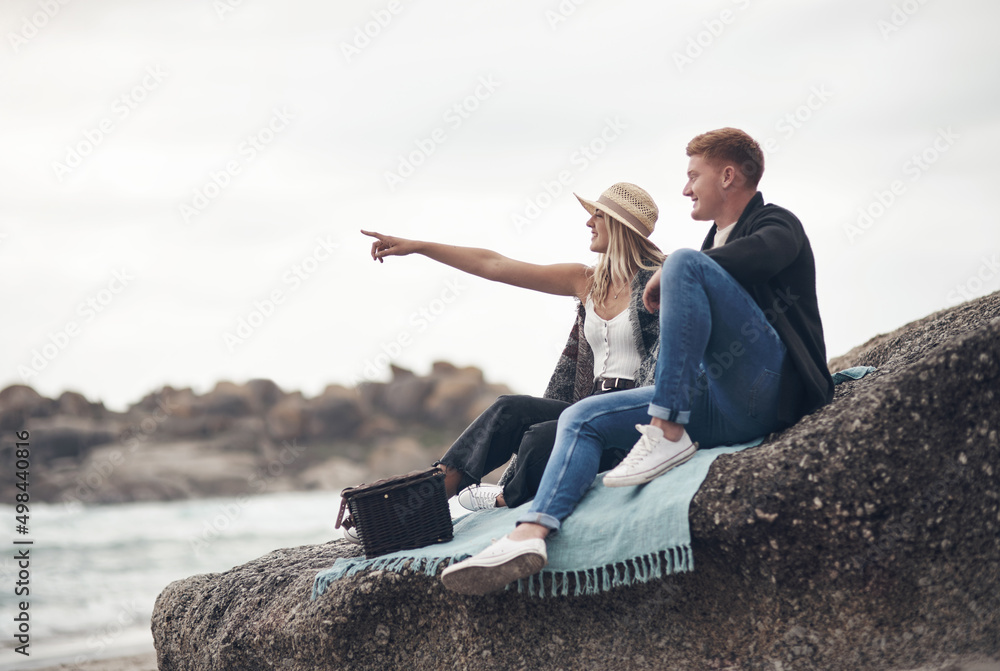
[361,229,420,263]
[642,268,662,312]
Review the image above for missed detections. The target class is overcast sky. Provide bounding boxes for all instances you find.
[2,0,998,411]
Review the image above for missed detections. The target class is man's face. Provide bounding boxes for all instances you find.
[682,154,726,222]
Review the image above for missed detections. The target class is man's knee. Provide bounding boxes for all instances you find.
[666,247,702,266]
[661,247,710,281]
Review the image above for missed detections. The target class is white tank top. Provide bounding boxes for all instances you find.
[583,296,642,381]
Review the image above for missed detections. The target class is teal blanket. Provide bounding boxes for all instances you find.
[312,367,875,599]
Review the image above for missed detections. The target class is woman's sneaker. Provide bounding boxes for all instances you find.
[602,424,697,487]
[342,525,361,544]
[441,535,547,595]
[457,484,503,511]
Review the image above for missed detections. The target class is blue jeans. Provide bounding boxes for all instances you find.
[518,249,796,531]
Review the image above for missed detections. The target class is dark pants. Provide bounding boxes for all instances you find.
[436,394,626,508]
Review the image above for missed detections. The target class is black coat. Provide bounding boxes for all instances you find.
[702,192,835,425]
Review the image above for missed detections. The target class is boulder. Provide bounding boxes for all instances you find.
[202,379,285,416]
[57,390,104,419]
[152,291,1000,671]
[380,376,435,421]
[156,414,233,439]
[129,386,197,419]
[0,384,56,429]
[352,413,400,442]
[305,387,364,440]
[299,456,370,492]
[423,365,487,425]
[53,440,274,504]
[246,378,284,412]
[193,383,254,417]
[264,389,365,443]
[365,436,431,478]
[463,383,516,427]
[265,394,307,442]
[0,384,56,415]
[17,418,118,465]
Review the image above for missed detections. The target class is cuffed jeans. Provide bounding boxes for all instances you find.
[518,249,799,531]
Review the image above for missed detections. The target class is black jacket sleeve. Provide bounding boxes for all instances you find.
[704,211,804,286]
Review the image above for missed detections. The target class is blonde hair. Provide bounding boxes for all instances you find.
[589,214,665,308]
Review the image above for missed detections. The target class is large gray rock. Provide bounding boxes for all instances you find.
[12,365,508,504]
[151,292,1000,670]
[0,383,57,431]
[264,389,365,442]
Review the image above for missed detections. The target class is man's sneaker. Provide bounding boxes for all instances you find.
[441,535,547,595]
[602,424,697,487]
[457,484,503,511]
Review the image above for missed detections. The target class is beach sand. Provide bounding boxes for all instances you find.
[29,652,157,671]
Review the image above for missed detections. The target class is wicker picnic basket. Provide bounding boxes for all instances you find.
[335,467,453,559]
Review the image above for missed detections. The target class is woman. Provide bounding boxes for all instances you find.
[346,182,665,541]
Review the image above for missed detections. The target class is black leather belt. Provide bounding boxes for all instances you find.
[593,377,636,394]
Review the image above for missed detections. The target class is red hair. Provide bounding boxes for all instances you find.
[686,128,764,188]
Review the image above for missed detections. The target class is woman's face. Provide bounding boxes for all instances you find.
[587,212,610,253]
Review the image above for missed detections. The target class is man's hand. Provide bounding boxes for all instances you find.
[361,229,419,263]
[643,268,662,312]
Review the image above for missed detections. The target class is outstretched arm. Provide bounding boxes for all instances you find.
[361,229,590,299]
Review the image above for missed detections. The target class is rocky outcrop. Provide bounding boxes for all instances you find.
[1,364,511,505]
[151,291,1000,671]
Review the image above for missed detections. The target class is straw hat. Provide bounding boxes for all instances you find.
[574,182,658,238]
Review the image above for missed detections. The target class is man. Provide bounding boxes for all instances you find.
[440,128,835,595]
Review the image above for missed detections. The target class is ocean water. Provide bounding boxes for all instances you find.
[0,490,350,670]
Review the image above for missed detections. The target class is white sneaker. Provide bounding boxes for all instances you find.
[441,535,547,595]
[602,424,697,487]
[456,484,503,511]
[342,525,361,545]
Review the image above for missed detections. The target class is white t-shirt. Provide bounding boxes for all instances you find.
[713,223,736,248]
[583,296,642,381]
